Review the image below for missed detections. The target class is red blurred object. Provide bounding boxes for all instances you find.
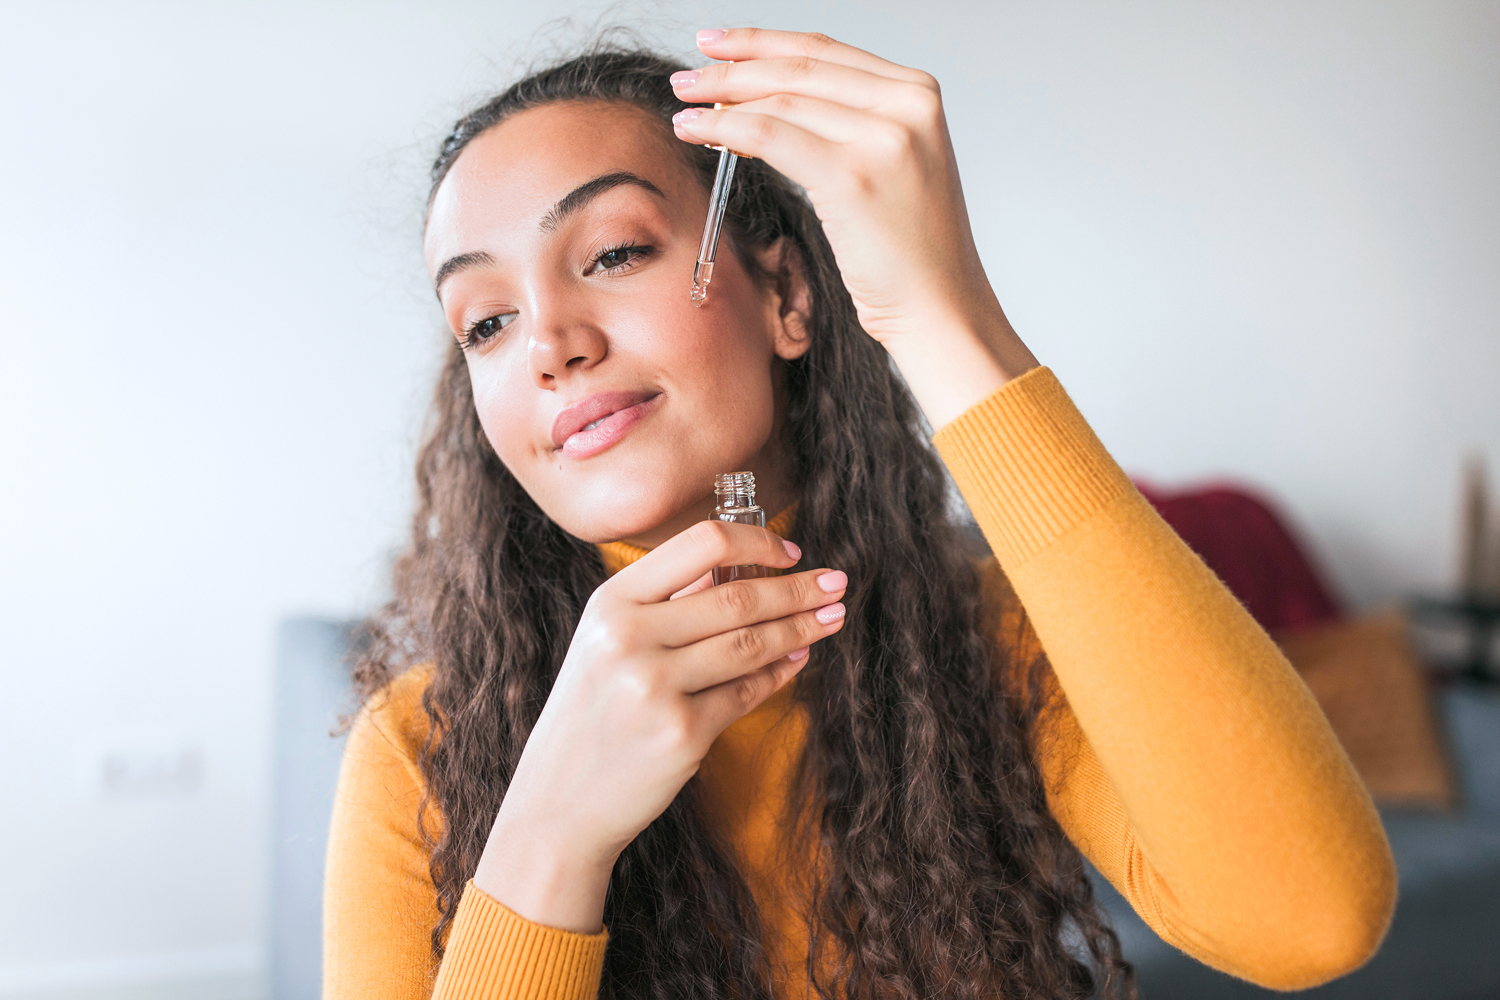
[1135,481,1342,633]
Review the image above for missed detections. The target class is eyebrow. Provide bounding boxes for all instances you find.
[434,171,668,295]
[433,250,497,291]
[539,171,666,234]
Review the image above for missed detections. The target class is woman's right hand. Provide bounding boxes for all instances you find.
[471,520,848,932]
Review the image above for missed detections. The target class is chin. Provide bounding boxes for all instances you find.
[539,471,708,546]
[555,507,689,546]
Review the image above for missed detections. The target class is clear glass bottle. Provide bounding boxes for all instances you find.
[710,471,775,585]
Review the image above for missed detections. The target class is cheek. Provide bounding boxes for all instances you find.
[681,332,774,421]
[466,354,536,470]
[644,293,779,439]
[663,259,778,373]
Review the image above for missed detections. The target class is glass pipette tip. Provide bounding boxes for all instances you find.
[691,145,739,307]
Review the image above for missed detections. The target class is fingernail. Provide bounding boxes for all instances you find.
[672,108,704,126]
[669,70,701,88]
[815,602,846,625]
[815,571,847,593]
[787,646,809,662]
[782,539,801,561]
[697,29,727,45]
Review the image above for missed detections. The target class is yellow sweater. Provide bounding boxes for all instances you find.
[323,368,1396,999]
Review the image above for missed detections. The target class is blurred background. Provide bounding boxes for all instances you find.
[1,2,1497,998]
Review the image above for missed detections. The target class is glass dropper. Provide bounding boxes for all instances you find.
[690,104,742,308]
[691,147,737,307]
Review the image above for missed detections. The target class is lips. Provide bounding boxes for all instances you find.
[551,389,662,458]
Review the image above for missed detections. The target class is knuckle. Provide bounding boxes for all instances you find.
[751,114,780,145]
[794,571,822,605]
[793,611,821,643]
[731,674,765,712]
[781,572,813,609]
[802,31,836,53]
[602,615,648,656]
[867,123,914,166]
[884,122,916,153]
[685,519,732,560]
[716,581,758,618]
[593,624,628,661]
[731,625,766,662]
[767,92,800,116]
[613,662,654,702]
[658,708,696,753]
[907,83,942,121]
[780,55,818,82]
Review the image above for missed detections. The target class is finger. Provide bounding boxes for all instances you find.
[652,567,847,648]
[697,27,931,85]
[709,93,892,146]
[672,107,839,186]
[608,520,801,604]
[672,56,915,115]
[691,649,811,737]
[677,601,847,693]
[669,571,714,601]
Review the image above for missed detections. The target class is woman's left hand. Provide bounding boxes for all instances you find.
[671,28,973,343]
[670,28,1037,427]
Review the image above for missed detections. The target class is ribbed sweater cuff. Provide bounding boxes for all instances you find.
[932,366,1133,569]
[432,881,608,1000]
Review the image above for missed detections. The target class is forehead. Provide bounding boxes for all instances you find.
[424,101,696,268]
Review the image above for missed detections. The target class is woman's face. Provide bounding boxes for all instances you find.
[424,101,807,547]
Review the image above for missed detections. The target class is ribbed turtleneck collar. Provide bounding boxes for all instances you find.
[596,505,799,576]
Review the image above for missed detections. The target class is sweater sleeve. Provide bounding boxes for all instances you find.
[932,367,1396,990]
[323,668,609,1000]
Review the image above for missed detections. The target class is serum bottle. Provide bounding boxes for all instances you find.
[710,472,775,585]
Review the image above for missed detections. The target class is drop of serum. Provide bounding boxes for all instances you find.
[690,261,714,308]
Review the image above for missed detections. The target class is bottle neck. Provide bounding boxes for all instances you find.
[715,490,758,511]
[713,472,759,513]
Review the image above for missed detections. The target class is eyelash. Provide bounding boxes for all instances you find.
[456,241,656,352]
[458,312,514,351]
[589,239,654,274]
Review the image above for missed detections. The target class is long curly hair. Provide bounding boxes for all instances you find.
[355,41,1135,1000]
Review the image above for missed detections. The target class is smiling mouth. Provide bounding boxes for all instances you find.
[553,392,664,459]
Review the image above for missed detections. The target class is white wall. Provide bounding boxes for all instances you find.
[0,1,1494,995]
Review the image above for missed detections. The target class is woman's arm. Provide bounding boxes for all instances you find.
[677,27,1396,988]
[324,527,849,1000]
[322,668,448,1000]
[324,667,611,1000]
[942,372,1396,988]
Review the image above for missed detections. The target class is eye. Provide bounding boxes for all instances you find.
[459,310,517,351]
[588,241,654,275]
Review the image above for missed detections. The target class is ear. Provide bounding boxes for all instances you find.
[753,238,813,361]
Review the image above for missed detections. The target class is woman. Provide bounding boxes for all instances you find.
[325,28,1396,1000]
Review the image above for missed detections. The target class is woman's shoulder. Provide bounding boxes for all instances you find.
[343,663,437,782]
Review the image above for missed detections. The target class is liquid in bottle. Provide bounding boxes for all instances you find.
[710,471,775,585]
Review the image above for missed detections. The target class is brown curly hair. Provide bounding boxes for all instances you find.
[355,39,1136,1000]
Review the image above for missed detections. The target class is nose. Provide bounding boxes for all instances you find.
[527,313,608,389]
